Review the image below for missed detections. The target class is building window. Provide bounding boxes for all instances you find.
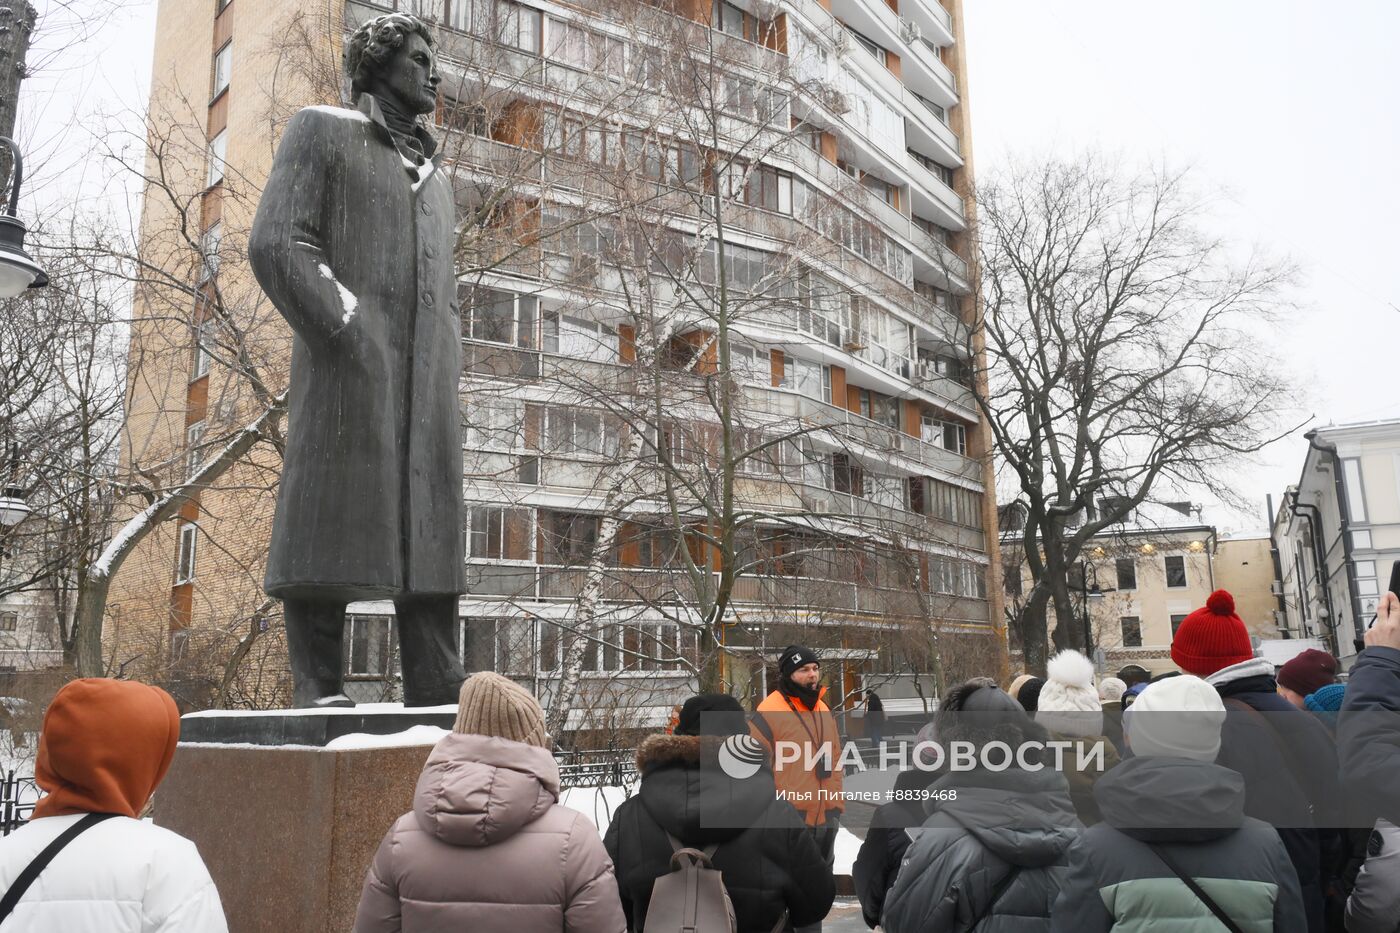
[538,510,600,565]
[546,15,625,74]
[0,612,16,632]
[207,130,227,187]
[464,287,536,347]
[175,524,198,584]
[1353,529,1373,550]
[1355,559,1379,597]
[192,318,216,378]
[843,25,888,66]
[1120,616,1142,648]
[1164,554,1187,588]
[198,220,222,283]
[345,615,394,678]
[1170,613,1188,637]
[467,506,532,560]
[471,0,542,54]
[1342,458,1367,523]
[781,355,830,404]
[928,478,983,529]
[545,408,620,458]
[1115,557,1137,591]
[212,41,232,99]
[832,453,864,497]
[541,311,616,363]
[186,421,206,479]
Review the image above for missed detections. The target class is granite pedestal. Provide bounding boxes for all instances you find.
[156,706,452,933]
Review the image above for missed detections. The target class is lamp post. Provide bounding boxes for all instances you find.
[0,137,48,299]
[1079,559,1106,663]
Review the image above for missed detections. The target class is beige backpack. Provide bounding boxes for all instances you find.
[644,833,787,933]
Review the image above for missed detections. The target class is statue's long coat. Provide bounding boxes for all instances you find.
[249,95,465,601]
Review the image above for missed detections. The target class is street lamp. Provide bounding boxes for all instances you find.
[0,137,48,299]
[0,489,28,528]
[1079,560,1112,664]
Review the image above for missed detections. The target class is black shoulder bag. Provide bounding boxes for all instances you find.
[0,813,117,922]
[1147,842,1246,933]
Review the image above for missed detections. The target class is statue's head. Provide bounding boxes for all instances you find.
[344,13,439,116]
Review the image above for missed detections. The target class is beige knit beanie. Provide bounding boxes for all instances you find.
[453,672,549,748]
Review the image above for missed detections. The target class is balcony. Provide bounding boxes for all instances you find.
[905,152,965,220]
[788,143,969,287]
[904,87,961,158]
[739,384,980,481]
[463,561,991,623]
[904,0,956,46]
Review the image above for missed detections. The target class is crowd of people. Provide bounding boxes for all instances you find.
[2,587,1400,932]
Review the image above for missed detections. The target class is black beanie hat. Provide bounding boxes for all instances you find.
[675,694,747,737]
[1017,677,1045,712]
[779,644,820,677]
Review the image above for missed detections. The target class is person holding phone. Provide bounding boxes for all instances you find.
[1339,589,1400,823]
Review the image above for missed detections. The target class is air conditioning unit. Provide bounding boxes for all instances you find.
[1270,580,1284,596]
[900,18,921,44]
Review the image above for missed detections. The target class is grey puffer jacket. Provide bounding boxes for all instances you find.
[353,733,626,933]
[1050,756,1306,933]
[882,767,1081,933]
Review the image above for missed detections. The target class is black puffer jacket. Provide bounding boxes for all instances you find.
[1050,755,1306,932]
[882,767,1081,933]
[853,767,939,928]
[603,734,834,932]
[1210,660,1339,933]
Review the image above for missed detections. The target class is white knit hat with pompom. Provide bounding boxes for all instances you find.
[1035,650,1105,737]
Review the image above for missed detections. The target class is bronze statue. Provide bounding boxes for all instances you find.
[249,13,466,707]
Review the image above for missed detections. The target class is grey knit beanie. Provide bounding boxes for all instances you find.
[452,672,549,747]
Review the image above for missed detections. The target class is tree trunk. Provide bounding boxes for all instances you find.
[0,2,37,193]
[544,427,644,746]
[1018,587,1052,675]
[68,574,108,676]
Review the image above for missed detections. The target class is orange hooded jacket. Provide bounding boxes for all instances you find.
[33,678,181,820]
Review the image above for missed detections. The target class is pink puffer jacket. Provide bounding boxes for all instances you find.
[353,733,626,933]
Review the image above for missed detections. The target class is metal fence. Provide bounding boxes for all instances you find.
[556,747,638,790]
[1,771,38,836]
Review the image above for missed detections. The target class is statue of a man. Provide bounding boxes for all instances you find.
[249,13,467,708]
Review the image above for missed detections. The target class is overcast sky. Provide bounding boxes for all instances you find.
[963,0,1400,530]
[17,1,1399,533]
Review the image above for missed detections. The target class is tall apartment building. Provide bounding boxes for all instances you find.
[112,0,1000,722]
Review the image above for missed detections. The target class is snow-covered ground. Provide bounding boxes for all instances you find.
[559,785,635,834]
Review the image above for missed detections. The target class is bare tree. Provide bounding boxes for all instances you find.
[976,155,1296,673]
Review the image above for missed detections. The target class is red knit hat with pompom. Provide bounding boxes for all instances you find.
[1170,590,1254,677]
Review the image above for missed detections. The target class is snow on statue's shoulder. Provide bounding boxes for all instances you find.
[304,104,371,123]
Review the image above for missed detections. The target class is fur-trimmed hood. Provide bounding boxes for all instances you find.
[635,733,777,844]
[636,732,706,774]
